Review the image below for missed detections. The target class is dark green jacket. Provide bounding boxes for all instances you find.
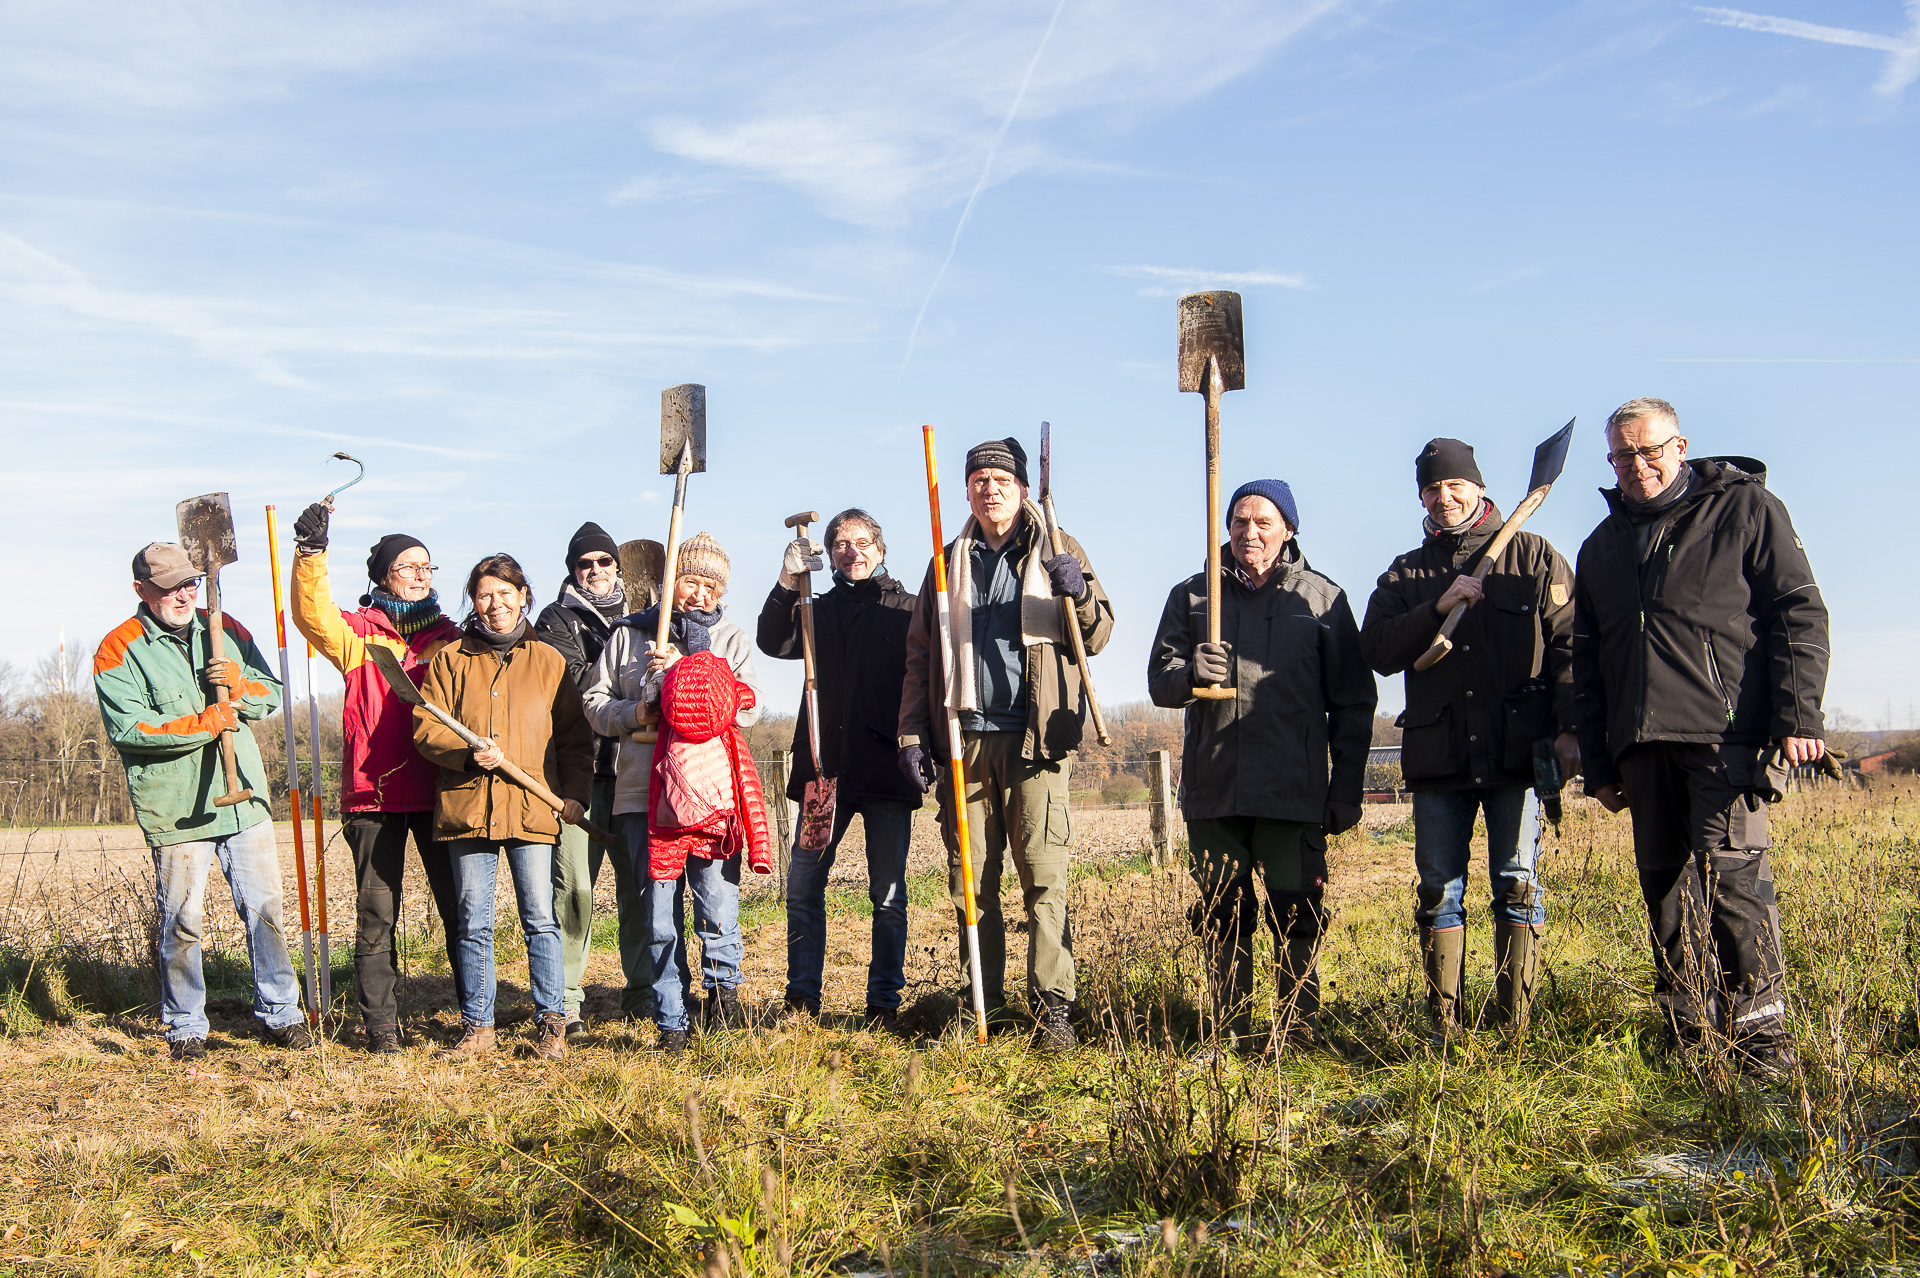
[94,607,282,845]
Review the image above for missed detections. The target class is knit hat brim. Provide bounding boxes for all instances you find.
[676,531,730,593]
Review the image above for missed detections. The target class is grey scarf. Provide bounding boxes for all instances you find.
[472,617,529,654]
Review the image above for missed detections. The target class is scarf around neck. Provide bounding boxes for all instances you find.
[562,578,626,623]
[368,587,445,638]
[470,616,529,654]
[1424,496,1493,541]
[633,603,722,656]
[945,502,1067,715]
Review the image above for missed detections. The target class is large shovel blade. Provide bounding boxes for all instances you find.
[1527,418,1577,494]
[176,493,239,572]
[618,539,667,614]
[1177,291,1246,393]
[365,644,426,706]
[660,383,707,475]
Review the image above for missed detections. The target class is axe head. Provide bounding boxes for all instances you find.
[1527,418,1577,494]
[618,539,667,614]
[175,493,238,573]
[660,384,707,475]
[1038,421,1051,502]
[365,644,425,707]
[783,511,820,531]
[1178,291,1245,393]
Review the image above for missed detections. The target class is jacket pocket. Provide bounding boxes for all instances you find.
[1700,628,1735,725]
[1400,705,1453,784]
[1502,681,1553,772]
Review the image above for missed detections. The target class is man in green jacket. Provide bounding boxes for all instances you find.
[94,542,309,1062]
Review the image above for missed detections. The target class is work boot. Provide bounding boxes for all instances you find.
[534,1012,568,1061]
[658,1027,689,1057]
[1034,996,1076,1054]
[169,1037,207,1063]
[1272,937,1323,1047]
[438,1021,496,1059]
[781,995,820,1023]
[563,1012,589,1041]
[367,1026,402,1055]
[1731,1036,1799,1084]
[864,1006,900,1034]
[705,987,744,1032]
[1204,937,1256,1045]
[1493,925,1540,1035]
[265,1021,315,1051]
[1421,927,1467,1041]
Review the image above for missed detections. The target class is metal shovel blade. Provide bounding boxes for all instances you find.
[660,384,707,475]
[1177,291,1246,393]
[175,493,238,572]
[618,539,667,614]
[365,644,427,707]
[1527,418,1577,493]
[798,776,838,852]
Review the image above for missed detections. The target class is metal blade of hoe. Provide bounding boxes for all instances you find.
[660,384,707,475]
[1527,418,1577,493]
[175,493,238,572]
[1177,291,1246,393]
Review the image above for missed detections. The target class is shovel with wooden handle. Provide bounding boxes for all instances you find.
[1038,422,1110,746]
[632,384,707,745]
[785,510,838,852]
[176,492,254,808]
[618,539,667,616]
[366,644,618,845]
[1178,291,1246,702]
[1413,418,1576,672]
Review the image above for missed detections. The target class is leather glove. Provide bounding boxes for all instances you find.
[782,538,826,578]
[292,501,329,552]
[1044,554,1085,600]
[1191,641,1231,687]
[198,702,239,736]
[897,745,936,795]
[1323,800,1363,836]
[203,657,249,698]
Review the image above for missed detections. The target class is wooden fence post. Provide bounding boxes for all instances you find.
[1148,749,1175,869]
[769,750,794,883]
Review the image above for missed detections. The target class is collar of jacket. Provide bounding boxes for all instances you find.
[1598,455,1766,521]
[557,579,620,630]
[830,569,899,599]
[137,604,201,645]
[458,621,534,658]
[1222,539,1304,593]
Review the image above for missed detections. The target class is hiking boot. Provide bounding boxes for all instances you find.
[705,987,744,1032]
[265,1021,314,1051]
[438,1021,496,1059]
[564,1013,589,1041]
[864,1006,899,1034]
[1732,1038,1798,1083]
[1034,999,1075,1054]
[782,995,820,1023]
[534,1012,568,1061]
[169,1037,207,1063]
[1420,927,1466,1043]
[658,1027,689,1057]
[1493,925,1540,1036]
[367,1026,402,1055]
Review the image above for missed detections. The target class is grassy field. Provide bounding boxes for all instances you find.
[3,779,1920,1275]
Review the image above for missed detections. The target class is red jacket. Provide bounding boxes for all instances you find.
[291,551,463,813]
[647,651,773,881]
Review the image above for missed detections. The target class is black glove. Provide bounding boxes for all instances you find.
[1044,554,1085,600]
[898,745,937,795]
[292,501,330,552]
[1323,800,1363,836]
[1191,641,1231,687]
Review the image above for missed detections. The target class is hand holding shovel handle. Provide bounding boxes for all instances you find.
[176,493,253,808]
[1413,419,1576,672]
[1038,423,1110,745]
[1178,292,1246,702]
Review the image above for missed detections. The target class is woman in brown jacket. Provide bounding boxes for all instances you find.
[414,553,593,1060]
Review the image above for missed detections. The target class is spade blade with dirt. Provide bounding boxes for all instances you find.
[175,492,253,809]
[783,509,837,852]
[618,539,667,615]
[366,645,617,844]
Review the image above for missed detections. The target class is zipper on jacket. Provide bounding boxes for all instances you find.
[1703,635,1734,723]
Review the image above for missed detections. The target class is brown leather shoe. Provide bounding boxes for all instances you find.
[438,1021,496,1059]
[534,1012,568,1061]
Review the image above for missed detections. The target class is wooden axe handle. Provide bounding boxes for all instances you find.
[1412,485,1552,672]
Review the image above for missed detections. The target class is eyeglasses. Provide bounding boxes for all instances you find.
[390,564,438,579]
[1606,437,1678,469]
[576,554,616,569]
[153,579,202,597]
[831,538,877,554]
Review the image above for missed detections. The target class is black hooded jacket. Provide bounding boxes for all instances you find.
[757,572,923,807]
[1571,456,1829,792]
[533,582,621,778]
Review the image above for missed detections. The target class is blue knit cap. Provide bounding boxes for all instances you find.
[1227,479,1298,531]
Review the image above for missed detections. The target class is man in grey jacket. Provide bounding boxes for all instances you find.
[1149,480,1377,1047]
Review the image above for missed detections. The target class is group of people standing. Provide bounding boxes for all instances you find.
[95,397,1829,1080]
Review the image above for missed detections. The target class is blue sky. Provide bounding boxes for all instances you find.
[3,0,1915,731]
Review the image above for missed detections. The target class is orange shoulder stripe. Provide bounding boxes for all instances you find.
[94,617,146,675]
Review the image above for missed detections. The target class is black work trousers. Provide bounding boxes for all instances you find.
[1619,742,1788,1046]
[342,811,462,1031]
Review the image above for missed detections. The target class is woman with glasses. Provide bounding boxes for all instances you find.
[290,507,465,1053]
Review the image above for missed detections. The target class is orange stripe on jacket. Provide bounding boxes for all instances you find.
[93,617,146,675]
[136,706,226,737]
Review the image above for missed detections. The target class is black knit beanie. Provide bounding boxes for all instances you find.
[965,437,1028,487]
[367,533,428,585]
[1415,438,1485,489]
[565,521,618,568]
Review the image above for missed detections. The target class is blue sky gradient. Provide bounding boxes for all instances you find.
[3,0,1914,729]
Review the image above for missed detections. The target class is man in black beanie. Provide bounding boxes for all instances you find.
[534,520,650,1035]
[1360,436,1578,1041]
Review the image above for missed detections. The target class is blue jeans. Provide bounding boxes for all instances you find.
[446,839,565,1025]
[152,819,303,1043]
[1412,786,1545,932]
[784,798,913,1013]
[634,818,743,1032]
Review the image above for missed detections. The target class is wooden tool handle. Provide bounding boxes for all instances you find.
[1412,486,1552,672]
[1193,357,1236,702]
[1042,494,1111,744]
[421,701,614,843]
[203,567,254,808]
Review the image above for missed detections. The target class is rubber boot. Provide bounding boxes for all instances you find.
[1493,925,1539,1036]
[1272,937,1322,1047]
[1421,927,1467,1040]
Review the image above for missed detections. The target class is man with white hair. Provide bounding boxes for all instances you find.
[1149,480,1376,1049]
[1572,397,1829,1080]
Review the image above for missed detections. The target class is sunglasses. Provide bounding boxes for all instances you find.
[576,554,616,569]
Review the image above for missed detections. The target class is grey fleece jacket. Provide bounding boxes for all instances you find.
[579,614,761,815]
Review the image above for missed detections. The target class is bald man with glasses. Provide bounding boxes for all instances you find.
[1571,397,1829,1082]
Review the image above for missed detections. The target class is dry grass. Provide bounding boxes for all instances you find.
[3,781,1919,1275]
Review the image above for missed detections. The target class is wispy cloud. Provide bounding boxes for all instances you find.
[1697,3,1920,96]
[1100,265,1312,297]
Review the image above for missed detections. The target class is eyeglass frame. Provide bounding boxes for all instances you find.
[1605,435,1681,469]
[146,578,203,598]
[388,563,439,580]
[829,537,878,554]
[574,554,617,569]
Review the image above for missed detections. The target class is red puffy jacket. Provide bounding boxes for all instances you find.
[647,651,773,881]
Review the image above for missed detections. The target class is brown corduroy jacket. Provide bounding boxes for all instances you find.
[413,626,593,845]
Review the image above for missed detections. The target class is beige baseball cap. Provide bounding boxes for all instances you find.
[133,542,200,591]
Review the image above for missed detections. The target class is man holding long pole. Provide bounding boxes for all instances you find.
[898,435,1113,1052]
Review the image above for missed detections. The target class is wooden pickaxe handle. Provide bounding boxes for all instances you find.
[1041,494,1110,745]
[203,565,254,809]
[1412,484,1552,672]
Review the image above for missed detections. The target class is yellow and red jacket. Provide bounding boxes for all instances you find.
[291,550,461,814]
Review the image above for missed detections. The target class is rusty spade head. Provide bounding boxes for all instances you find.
[660,384,707,475]
[618,539,667,614]
[1177,291,1246,393]
[175,493,238,574]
